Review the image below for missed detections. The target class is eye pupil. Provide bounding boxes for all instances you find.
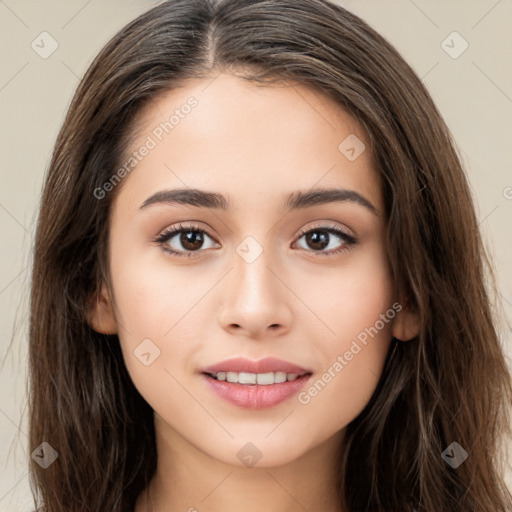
[181,230,204,250]
[306,231,329,250]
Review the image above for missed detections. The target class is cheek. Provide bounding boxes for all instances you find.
[108,244,207,393]
[295,242,394,426]
[110,240,206,336]
[304,239,393,342]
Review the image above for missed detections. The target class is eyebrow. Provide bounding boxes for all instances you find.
[139,187,378,215]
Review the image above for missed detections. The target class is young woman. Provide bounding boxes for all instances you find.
[28,0,512,511]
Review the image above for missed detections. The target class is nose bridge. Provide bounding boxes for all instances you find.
[218,235,292,336]
[231,237,279,312]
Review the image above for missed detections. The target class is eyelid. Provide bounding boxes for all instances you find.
[295,221,355,241]
[157,223,216,239]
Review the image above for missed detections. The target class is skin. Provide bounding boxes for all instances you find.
[89,72,419,512]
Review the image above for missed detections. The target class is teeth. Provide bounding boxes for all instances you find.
[211,371,303,385]
[273,371,287,383]
[238,372,257,384]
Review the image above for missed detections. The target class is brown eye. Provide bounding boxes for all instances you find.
[295,225,357,256]
[177,230,206,251]
[155,224,218,257]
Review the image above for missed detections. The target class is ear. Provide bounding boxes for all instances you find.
[86,282,118,334]
[392,298,420,342]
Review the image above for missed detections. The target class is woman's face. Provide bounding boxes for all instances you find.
[95,72,403,467]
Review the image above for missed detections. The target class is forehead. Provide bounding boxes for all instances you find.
[133,72,367,151]
[114,72,381,214]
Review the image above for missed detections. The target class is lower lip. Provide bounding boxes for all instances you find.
[202,373,312,409]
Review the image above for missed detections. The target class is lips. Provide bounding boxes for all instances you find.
[201,356,312,376]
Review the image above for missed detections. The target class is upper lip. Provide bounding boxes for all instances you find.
[202,357,312,375]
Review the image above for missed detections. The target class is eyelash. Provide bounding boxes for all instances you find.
[154,222,358,259]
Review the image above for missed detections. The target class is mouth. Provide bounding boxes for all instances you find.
[200,356,313,409]
[201,369,313,409]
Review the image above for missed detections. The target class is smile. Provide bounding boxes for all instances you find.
[202,372,313,409]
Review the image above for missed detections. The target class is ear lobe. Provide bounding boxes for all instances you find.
[86,282,118,334]
[392,299,420,342]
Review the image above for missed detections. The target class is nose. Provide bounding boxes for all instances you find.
[217,247,293,339]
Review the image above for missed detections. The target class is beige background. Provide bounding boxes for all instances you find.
[1,1,511,509]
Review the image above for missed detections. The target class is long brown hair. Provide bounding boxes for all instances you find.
[28,0,512,510]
